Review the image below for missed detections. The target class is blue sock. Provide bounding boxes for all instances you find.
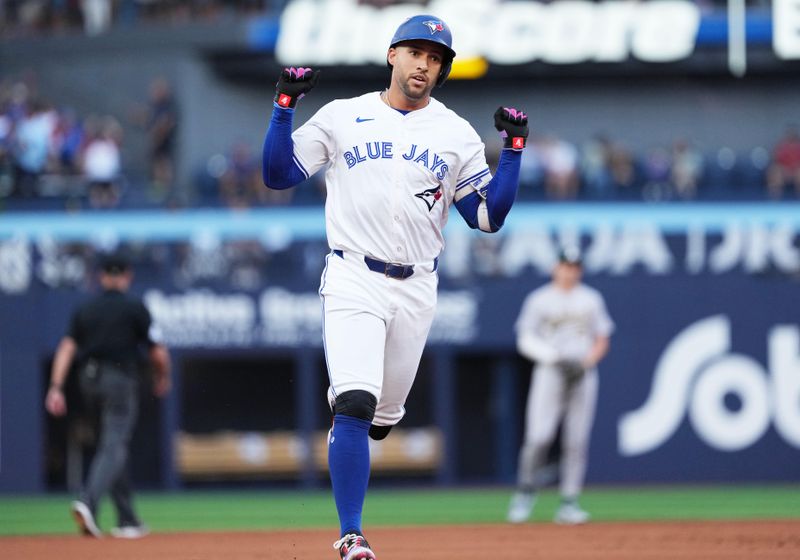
[328,413,371,536]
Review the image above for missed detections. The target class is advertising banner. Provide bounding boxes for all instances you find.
[1,204,798,488]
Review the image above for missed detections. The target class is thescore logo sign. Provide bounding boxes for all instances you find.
[277,0,701,66]
[619,316,800,455]
[775,0,800,60]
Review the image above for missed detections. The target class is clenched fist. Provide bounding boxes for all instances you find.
[275,67,320,109]
[494,106,529,151]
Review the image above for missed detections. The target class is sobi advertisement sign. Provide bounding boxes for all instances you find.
[619,316,800,456]
[586,270,800,482]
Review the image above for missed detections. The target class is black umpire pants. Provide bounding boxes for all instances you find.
[79,362,140,527]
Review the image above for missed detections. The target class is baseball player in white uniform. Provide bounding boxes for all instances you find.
[507,247,614,525]
[261,14,528,560]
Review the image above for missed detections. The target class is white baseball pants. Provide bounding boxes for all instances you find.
[319,250,438,427]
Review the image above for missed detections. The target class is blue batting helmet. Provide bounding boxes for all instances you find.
[388,14,456,87]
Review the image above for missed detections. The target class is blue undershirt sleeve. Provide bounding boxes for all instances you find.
[453,188,482,229]
[454,148,522,232]
[262,104,308,190]
[485,148,522,229]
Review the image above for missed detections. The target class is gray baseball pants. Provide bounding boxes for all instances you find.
[79,364,141,527]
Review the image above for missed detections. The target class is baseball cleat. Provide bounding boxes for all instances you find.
[71,500,102,538]
[507,491,536,523]
[554,503,590,525]
[333,532,376,560]
[110,524,150,539]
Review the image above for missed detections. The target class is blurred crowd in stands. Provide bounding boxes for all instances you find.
[189,123,800,208]
[1,1,772,37]
[0,73,182,210]
[0,0,285,37]
[0,77,123,209]
[2,71,799,213]
[513,127,800,202]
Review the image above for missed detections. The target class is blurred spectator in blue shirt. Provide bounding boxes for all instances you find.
[670,138,704,200]
[53,107,85,174]
[13,98,56,197]
[580,134,613,199]
[642,146,671,201]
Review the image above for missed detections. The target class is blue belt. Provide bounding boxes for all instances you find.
[333,250,437,279]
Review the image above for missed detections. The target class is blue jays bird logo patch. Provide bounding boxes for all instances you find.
[423,20,444,34]
[415,186,443,211]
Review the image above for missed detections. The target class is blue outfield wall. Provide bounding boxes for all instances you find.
[1,202,799,492]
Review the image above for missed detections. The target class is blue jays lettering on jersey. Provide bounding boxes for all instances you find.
[343,141,449,182]
[401,145,449,180]
[343,141,394,168]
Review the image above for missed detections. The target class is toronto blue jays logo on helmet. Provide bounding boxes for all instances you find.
[415,185,443,211]
[423,20,444,34]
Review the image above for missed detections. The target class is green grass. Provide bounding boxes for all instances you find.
[0,485,798,536]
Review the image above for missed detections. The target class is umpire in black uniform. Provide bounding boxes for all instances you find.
[45,251,171,538]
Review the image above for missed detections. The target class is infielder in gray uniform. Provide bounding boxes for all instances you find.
[507,248,614,524]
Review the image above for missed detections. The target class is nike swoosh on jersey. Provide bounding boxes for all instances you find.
[355,117,375,123]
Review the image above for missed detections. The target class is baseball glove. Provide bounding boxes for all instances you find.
[555,359,586,386]
[274,67,320,109]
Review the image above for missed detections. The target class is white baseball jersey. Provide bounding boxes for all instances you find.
[292,91,492,264]
[515,283,614,362]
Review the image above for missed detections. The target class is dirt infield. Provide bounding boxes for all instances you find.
[2,520,799,560]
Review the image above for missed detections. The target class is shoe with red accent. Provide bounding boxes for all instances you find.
[333,533,376,560]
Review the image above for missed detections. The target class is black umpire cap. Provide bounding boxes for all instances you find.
[558,246,582,266]
[99,251,131,275]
